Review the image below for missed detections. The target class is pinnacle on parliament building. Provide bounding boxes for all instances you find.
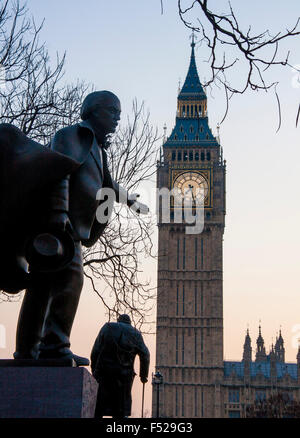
[152,38,300,418]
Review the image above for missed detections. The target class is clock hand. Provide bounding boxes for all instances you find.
[184,184,196,203]
[184,186,193,196]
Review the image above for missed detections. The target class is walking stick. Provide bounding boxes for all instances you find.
[141,382,145,418]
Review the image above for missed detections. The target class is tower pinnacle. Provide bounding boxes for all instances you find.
[275,327,285,363]
[256,324,267,362]
[243,328,252,362]
[190,30,196,48]
[164,38,218,147]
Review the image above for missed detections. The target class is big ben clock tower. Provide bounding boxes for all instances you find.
[152,38,226,418]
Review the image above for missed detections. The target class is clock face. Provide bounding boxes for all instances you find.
[173,172,209,205]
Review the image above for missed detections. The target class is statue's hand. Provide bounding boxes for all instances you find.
[49,211,73,233]
[133,201,149,215]
[128,193,140,203]
[128,193,149,215]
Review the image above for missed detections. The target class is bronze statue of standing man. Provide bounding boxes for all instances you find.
[8,91,148,366]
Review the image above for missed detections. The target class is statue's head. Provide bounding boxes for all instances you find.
[81,91,121,137]
[117,314,131,325]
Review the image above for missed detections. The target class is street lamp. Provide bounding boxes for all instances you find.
[152,371,163,418]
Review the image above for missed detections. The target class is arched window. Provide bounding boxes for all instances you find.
[206,151,211,161]
[190,126,194,133]
[180,125,184,132]
[200,126,204,133]
[184,134,187,141]
[189,151,193,161]
[201,151,205,161]
[178,151,182,161]
[174,134,178,140]
[195,151,199,161]
[183,151,188,161]
[172,151,176,161]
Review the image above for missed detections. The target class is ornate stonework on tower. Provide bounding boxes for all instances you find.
[152,38,226,418]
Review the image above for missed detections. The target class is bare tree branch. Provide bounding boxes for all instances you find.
[177,1,300,124]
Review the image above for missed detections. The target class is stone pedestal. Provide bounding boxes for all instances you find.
[0,362,98,418]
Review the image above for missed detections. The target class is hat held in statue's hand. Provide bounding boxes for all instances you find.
[25,230,75,273]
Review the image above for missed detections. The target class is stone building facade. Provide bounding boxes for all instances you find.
[223,328,300,418]
[152,39,300,418]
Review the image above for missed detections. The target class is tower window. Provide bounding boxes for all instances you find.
[189,151,193,161]
[176,331,179,365]
[177,151,182,161]
[194,328,197,364]
[190,125,194,133]
[207,151,211,161]
[200,126,204,133]
[172,151,176,161]
[201,151,205,161]
[184,134,187,141]
[200,283,203,316]
[206,133,209,140]
[180,125,184,132]
[187,106,190,117]
[183,151,188,161]
[255,391,266,402]
[229,390,240,403]
[195,135,199,141]
[174,134,178,140]
[200,328,204,364]
[191,106,194,116]
[195,151,199,161]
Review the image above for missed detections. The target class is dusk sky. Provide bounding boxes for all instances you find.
[1,1,300,416]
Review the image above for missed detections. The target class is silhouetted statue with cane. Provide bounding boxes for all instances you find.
[91,314,150,418]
